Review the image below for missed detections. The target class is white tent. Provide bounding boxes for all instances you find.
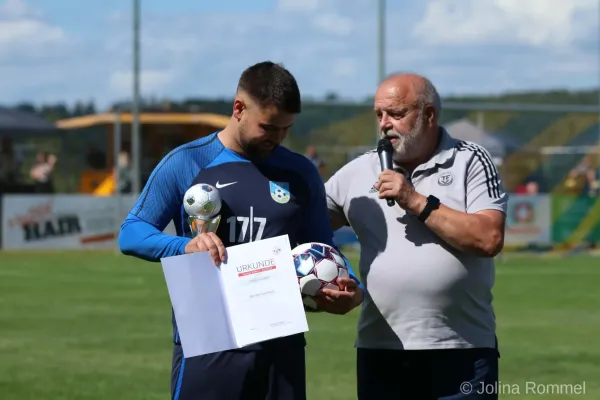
[444,118,509,160]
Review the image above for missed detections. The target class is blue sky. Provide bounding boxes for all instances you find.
[0,0,598,110]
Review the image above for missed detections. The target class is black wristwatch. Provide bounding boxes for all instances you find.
[417,195,440,222]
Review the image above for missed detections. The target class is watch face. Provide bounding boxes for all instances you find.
[418,196,439,221]
[428,195,440,207]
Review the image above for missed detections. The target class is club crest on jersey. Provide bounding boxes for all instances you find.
[269,181,290,204]
[438,171,454,186]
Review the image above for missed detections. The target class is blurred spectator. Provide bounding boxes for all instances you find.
[116,151,132,194]
[525,181,539,195]
[0,138,13,185]
[585,168,599,197]
[30,151,56,193]
[305,144,325,175]
[564,169,583,195]
[514,180,539,195]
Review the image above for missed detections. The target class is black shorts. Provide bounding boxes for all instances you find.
[357,347,500,399]
[171,343,306,400]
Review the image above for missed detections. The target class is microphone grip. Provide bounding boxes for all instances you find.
[378,150,396,207]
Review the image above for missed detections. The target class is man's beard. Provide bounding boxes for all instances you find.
[239,124,277,161]
[242,140,276,161]
[381,115,423,163]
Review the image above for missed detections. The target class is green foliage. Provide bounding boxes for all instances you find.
[5,88,597,132]
[444,88,600,105]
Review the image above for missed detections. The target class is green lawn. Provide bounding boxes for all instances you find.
[1,251,599,399]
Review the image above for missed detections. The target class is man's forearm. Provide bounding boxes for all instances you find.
[119,214,190,261]
[407,194,503,257]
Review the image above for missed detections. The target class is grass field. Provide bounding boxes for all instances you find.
[1,250,599,399]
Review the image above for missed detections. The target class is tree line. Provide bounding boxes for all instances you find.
[7,88,599,123]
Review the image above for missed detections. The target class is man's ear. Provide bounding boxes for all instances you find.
[425,105,436,127]
[233,98,246,121]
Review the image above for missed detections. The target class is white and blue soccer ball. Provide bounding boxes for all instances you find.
[183,183,222,218]
[291,242,350,311]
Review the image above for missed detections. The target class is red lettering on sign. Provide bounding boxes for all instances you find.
[7,200,53,228]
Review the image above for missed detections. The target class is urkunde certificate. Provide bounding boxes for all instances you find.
[160,235,309,358]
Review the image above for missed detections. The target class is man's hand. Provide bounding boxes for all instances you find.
[315,277,363,315]
[184,232,226,266]
[375,170,422,211]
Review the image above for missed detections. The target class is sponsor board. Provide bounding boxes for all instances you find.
[1,195,175,250]
[505,194,551,246]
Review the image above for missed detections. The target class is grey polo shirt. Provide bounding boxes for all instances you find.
[325,128,508,350]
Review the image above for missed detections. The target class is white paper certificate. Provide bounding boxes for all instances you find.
[160,235,308,358]
[219,236,309,348]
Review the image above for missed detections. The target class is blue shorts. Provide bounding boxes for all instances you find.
[357,347,499,399]
[170,343,306,400]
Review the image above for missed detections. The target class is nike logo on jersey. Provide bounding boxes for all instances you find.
[215,181,237,189]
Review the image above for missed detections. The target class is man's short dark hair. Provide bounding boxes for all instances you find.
[237,61,301,114]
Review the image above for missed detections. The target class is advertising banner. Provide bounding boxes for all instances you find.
[1,194,175,250]
[504,194,552,246]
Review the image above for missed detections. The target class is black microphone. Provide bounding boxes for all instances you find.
[377,138,395,207]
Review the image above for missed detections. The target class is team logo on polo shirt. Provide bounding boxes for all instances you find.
[369,182,378,193]
[269,181,290,204]
[438,172,454,186]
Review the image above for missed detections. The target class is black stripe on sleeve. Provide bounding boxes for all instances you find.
[456,141,501,199]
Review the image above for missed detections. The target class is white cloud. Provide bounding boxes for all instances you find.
[109,70,178,97]
[413,0,598,47]
[396,0,599,95]
[0,0,41,19]
[276,0,320,13]
[0,19,64,46]
[331,58,359,78]
[313,13,355,36]
[0,0,598,109]
[96,5,369,104]
[0,0,66,51]
[277,0,373,14]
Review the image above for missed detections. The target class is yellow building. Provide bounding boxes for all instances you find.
[56,112,229,195]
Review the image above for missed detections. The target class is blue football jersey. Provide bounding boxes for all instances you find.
[186,146,328,247]
[119,131,353,351]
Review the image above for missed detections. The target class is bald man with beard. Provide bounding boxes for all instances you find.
[325,73,507,399]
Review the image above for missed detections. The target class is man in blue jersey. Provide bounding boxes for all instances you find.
[118,61,363,400]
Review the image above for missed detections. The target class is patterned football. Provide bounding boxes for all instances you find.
[183,183,222,218]
[291,242,350,311]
